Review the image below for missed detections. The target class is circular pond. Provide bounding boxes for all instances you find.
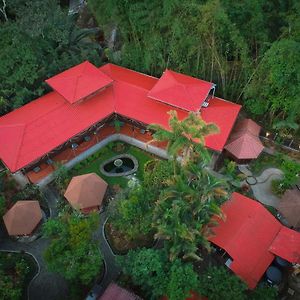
[100,154,138,177]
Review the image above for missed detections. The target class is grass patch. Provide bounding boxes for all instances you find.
[71,141,153,188]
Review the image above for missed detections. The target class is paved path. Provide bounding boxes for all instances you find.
[0,238,68,300]
[40,185,60,218]
[238,165,283,208]
[87,211,121,299]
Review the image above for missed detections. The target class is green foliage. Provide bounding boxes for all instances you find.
[143,159,173,190]
[110,185,155,240]
[149,110,218,166]
[153,164,228,261]
[12,184,42,202]
[117,248,199,300]
[53,165,70,192]
[271,158,300,195]
[0,0,101,115]
[43,212,102,285]
[245,38,300,134]
[248,283,278,300]
[0,252,31,300]
[198,266,247,300]
[0,195,6,217]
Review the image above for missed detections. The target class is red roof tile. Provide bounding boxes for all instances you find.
[148,69,214,112]
[0,62,241,172]
[45,61,113,104]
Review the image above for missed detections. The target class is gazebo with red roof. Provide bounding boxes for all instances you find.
[224,118,264,162]
[209,192,300,289]
[3,200,42,236]
[64,173,108,213]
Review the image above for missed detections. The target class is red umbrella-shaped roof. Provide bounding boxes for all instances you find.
[148,69,214,112]
[3,200,42,236]
[64,173,107,211]
[225,118,264,159]
[46,61,113,104]
[99,283,142,300]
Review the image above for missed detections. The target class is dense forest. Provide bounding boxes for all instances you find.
[0,0,299,138]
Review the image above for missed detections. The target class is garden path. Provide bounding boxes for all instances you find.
[238,165,283,208]
[87,210,121,299]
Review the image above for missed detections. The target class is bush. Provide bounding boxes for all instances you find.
[198,266,247,300]
[0,195,6,217]
[271,179,285,196]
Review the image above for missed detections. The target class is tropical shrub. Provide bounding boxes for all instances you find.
[198,266,247,300]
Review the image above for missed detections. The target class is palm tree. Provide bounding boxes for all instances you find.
[152,166,228,261]
[148,110,219,166]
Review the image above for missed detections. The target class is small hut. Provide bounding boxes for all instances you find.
[224,118,264,163]
[64,173,108,213]
[278,189,300,229]
[3,200,42,236]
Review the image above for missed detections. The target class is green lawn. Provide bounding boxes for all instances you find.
[71,141,154,188]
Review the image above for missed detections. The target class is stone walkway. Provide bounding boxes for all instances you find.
[238,165,283,208]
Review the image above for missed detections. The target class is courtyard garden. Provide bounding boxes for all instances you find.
[70,141,154,188]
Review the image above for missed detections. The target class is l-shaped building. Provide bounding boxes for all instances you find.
[0,61,241,183]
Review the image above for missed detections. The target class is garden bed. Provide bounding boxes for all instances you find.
[104,221,155,255]
[0,251,38,300]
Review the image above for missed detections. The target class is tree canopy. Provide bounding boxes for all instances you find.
[0,0,101,115]
[117,248,200,300]
[43,212,103,285]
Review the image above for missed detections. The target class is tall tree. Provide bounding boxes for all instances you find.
[43,212,102,285]
[117,248,200,300]
[0,0,102,115]
[149,110,219,166]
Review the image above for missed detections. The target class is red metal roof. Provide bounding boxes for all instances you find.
[0,62,241,173]
[209,192,282,289]
[209,192,300,289]
[148,69,214,112]
[224,118,264,160]
[45,61,113,104]
[269,227,300,263]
